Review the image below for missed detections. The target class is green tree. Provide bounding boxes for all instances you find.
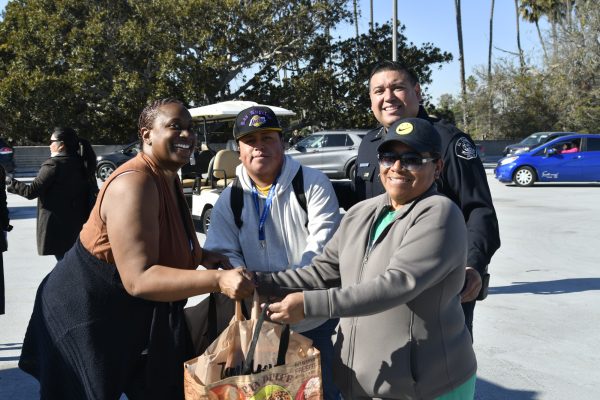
[545,0,599,132]
[0,0,351,144]
[243,22,452,130]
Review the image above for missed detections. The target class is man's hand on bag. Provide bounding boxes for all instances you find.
[460,267,482,303]
[217,268,255,300]
[265,292,305,324]
[201,249,233,270]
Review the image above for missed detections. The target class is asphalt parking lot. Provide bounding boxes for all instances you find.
[1,171,599,399]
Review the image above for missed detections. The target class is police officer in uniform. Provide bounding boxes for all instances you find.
[352,60,500,338]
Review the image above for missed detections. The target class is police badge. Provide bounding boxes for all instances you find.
[455,137,478,160]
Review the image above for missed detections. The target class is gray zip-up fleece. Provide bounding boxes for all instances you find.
[258,186,476,399]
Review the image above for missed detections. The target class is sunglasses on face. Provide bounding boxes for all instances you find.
[377,152,437,170]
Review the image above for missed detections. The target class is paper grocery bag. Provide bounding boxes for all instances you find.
[183,294,323,400]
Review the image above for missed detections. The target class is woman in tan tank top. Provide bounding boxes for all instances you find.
[19,99,255,399]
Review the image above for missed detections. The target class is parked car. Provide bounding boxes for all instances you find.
[494,133,600,186]
[0,138,15,174]
[285,130,369,179]
[95,142,140,181]
[96,142,203,182]
[503,132,574,156]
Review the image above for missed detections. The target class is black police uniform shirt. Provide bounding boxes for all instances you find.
[353,106,500,275]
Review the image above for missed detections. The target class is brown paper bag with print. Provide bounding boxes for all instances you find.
[183,294,323,400]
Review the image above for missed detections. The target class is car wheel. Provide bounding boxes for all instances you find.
[97,163,116,181]
[513,166,536,187]
[201,206,212,234]
[347,162,356,180]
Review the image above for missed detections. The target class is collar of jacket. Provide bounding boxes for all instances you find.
[236,155,302,195]
[374,183,438,221]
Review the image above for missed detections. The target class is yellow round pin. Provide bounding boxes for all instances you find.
[395,122,413,135]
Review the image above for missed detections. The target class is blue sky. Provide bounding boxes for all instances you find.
[1,0,544,102]
[337,0,545,101]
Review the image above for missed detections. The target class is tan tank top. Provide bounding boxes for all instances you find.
[80,152,203,268]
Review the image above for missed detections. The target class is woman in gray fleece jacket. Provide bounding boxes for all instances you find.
[258,118,476,400]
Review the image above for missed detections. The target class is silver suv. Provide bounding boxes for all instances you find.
[286,130,369,179]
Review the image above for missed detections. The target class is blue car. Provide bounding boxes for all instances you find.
[494,134,600,186]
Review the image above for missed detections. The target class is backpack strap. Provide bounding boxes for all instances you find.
[230,176,244,229]
[292,166,307,218]
[230,166,307,230]
[292,167,309,228]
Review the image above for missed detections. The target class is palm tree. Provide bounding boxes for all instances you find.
[519,0,549,62]
[454,0,468,129]
[514,0,526,72]
[487,0,495,138]
[520,0,574,62]
[353,0,360,71]
[369,0,374,31]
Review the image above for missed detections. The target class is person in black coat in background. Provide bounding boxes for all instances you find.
[0,165,12,315]
[6,127,97,260]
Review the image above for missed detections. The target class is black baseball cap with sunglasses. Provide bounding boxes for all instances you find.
[376,118,442,170]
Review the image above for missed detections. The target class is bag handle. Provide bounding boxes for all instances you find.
[232,295,251,322]
[242,300,290,375]
[206,293,250,343]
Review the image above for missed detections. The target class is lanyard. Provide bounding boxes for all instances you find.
[251,178,278,244]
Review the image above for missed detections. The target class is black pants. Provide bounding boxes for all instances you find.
[462,300,476,341]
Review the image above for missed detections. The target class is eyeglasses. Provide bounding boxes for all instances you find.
[377,152,437,170]
[50,139,62,144]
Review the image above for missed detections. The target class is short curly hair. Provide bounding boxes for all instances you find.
[137,98,185,136]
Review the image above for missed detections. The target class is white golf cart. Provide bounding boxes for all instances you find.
[188,100,295,233]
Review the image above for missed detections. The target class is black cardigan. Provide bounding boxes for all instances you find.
[18,240,192,399]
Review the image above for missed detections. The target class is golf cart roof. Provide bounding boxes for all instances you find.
[188,100,295,122]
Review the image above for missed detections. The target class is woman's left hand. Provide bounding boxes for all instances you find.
[265,292,305,324]
[201,249,233,270]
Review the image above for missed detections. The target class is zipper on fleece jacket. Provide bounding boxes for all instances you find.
[347,214,398,397]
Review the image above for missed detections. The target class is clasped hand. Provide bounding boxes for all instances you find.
[265,292,305,324]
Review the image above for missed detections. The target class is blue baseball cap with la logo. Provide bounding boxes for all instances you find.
[234,106,282,140]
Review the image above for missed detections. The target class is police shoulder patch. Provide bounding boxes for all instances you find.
[455,137,477,160]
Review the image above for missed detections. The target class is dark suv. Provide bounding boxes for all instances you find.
[503,132,574,156]
[0,138,15,173]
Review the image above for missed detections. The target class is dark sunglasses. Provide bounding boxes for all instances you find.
[377,152,437,170]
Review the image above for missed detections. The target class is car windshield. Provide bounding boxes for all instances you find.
[520,133,549,146]
[297,135,324,149]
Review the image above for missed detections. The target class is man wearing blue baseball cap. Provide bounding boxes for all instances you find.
[204,106,342,400]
